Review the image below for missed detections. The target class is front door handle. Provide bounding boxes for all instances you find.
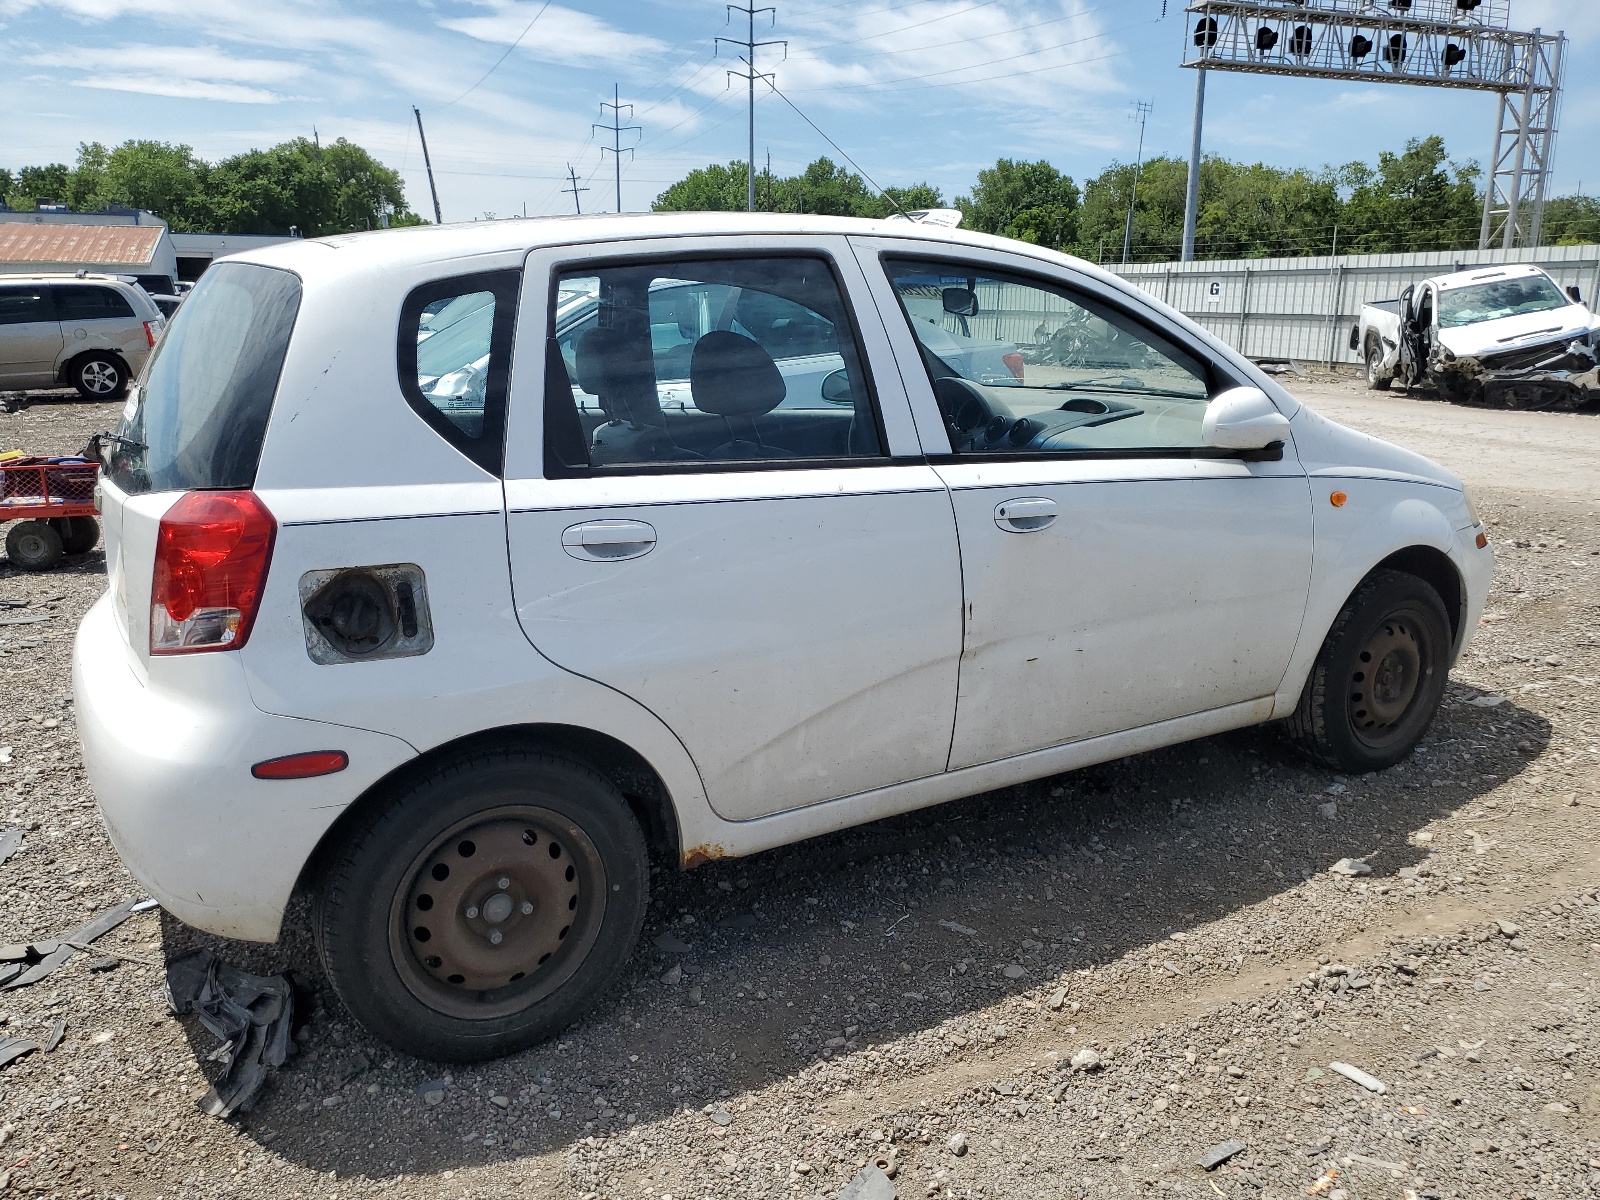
[561,520,657,561]
[994,497,1058,533]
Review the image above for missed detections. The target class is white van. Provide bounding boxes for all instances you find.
[73,214,1493,1061]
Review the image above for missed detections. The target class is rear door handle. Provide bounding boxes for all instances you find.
[561,520,657,561]
[994,497,1058,533]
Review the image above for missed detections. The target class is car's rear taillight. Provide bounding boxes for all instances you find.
[1003,352,1025,382]
[151,491,276,655]
[143,320,157,348]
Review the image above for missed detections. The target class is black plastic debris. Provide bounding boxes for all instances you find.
[4,899,138,990]
[165,951,295,1119]
[0,1038,38,1070]
[0,830,23,867]
[87,956,121,973]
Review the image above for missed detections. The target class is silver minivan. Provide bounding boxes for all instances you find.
[0,273,164,398]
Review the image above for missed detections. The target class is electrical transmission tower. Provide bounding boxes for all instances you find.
[1179,1,1565,254]
[717,2,786,213]
[594,84,641,214]
[561,164,589,215]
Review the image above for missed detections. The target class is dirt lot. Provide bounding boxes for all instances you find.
[0,378,1596,1200]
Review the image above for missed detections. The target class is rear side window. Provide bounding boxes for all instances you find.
[398,271,520,475]
[0,286,52,325]
[54,284,135,321]
[109,262,301,495]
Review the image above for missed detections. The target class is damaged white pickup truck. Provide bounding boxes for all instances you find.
[1353,264,1600,409]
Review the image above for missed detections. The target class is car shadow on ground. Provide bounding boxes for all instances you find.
[156,686,1550,1181]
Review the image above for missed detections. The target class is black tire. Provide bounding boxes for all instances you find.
[1364,339,1391,391]
[1283,569,1452,772]
[5,520,64,571]
[54,516,100,556]
[313,748,649,1062]
[70,352,128,400]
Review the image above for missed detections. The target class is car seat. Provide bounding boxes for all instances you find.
[575,328,699,465]
[689,331,794,459]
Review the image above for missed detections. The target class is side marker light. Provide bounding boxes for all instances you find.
[1475,531,1489,549]
[252,751,349,780]
[1329,491,1348,508]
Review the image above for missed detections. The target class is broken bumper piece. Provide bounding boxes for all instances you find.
[1439,338,1600,410]
[166,951,296,1119]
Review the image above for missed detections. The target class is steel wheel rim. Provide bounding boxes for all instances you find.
[83,361,119,394]
[388,805,607,1020]
[1347,611,1427,747]
[14,531,48,561]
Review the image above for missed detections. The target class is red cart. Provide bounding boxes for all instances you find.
[0,456,101,571]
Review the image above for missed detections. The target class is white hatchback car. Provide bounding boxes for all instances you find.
[75,214,1493,1061]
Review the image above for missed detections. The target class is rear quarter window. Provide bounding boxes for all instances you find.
[109,262,301,495]
[54,284,136,321]
[397,270,520,475]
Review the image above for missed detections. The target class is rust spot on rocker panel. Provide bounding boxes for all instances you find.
[681,843,727,869]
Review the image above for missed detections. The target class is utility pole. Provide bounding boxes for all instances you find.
[717,3,786,213]
[1121,100,1153,266]
[413,106,443,225]
[594,84,641,214]
[1180,68,1205,262]
[561,164,589,215]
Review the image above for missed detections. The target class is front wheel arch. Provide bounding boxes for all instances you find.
[1372,545,1465,651]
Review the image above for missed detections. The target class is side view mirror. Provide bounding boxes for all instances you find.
[1202,386,1291,452]
[1567,285,1583,304]
[820,368,853,404]
[942,287,979,318]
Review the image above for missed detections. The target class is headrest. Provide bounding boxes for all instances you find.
[574,327,654,397]
[689,331,785,418]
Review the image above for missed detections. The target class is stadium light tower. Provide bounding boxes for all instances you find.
[1178,0,1564,255]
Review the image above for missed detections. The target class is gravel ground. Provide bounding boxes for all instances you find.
[0,378,1596,1200]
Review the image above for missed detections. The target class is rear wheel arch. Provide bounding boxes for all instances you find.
[298,723,682,899]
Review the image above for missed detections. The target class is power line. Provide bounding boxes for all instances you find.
[762,79,908,216]
[799,0,1005,53]
[795,1,1107,62]
[594,84,642,213]
[718,2,787,213]
[441,0,554,108]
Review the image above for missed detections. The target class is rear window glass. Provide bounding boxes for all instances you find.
[54,284,135,321]
[108,262,300,495]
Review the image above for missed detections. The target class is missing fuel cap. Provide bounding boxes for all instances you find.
[299,563,433,665]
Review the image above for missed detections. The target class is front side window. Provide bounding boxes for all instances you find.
[882,257,1213,455]
[398,271,520,475]
[110,262,300,495]
[546,255,882,473]
[1438,273,1570,328]
[54,284,135,322]
[0,286,52,326]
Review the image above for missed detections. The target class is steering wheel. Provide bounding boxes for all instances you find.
[934,376,1033,452]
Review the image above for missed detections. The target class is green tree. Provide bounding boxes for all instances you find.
[7,163,72,209]
[653,161,751,212]
[653,157,940,218]
[1540,195,1600,246]
[954,159,1080,250]
[1338,136,1481,254]
[206,138,413,235]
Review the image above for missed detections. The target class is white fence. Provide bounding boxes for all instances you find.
[1106,245,1600,367]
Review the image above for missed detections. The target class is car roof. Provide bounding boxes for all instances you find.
[1434,263,1549,292]
[0,272,140,285]
[218,212,1114,290]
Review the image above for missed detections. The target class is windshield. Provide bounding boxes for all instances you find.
[1438,274,1571,329]
[109,262,300,494]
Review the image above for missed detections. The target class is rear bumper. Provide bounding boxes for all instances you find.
[73,595,416,942]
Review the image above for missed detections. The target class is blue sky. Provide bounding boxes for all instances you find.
[1,0,1595,223]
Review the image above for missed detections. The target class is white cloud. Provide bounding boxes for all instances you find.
[73,74,288,104]
[439,1,665,65]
